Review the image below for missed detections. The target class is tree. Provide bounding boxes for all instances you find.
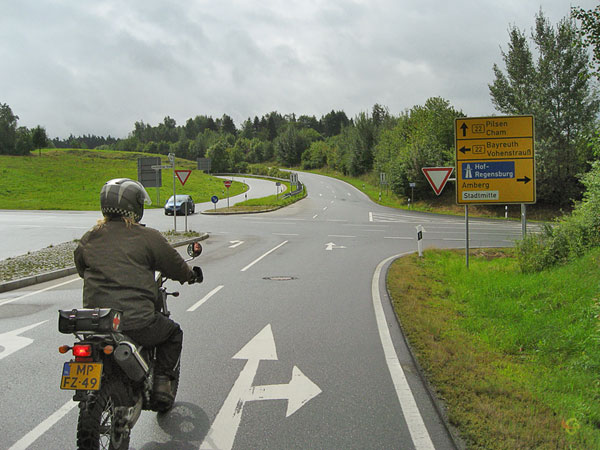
[489,10,599,206]
[572,5,600,77]
[0,103,18,155]
[15,127,33,155]
[32,125,48,156]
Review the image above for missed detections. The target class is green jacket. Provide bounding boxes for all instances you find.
[74,219,195,330]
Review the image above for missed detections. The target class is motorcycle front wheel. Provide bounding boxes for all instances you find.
[76,380,131,450]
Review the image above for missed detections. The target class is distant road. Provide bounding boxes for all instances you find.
[0,176,282,260]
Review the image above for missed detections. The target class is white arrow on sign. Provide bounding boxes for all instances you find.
[229,240,244,248]
[0,321,47,360]
[200,324,321,450]
[325,242,347,251]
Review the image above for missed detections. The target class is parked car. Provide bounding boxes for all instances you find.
[164,195,195,215]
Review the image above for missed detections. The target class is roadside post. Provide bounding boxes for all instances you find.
[276,181,281,199]
[455,115,536,267]
[409,182,415,207]
[416,225,425,257]
[211,195,218,212]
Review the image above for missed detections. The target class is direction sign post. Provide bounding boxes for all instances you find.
[455,115,535,266]
[455,115,535,205]
[223,179,232,209]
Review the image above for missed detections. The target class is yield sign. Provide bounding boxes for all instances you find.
[422,167,454,196]
[175,170,192,186]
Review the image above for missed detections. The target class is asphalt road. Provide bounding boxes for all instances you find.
[0,172,534,449]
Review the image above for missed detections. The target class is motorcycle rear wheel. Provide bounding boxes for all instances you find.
[76,380,131,450]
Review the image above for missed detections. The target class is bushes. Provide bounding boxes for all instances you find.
[517,161,600,272]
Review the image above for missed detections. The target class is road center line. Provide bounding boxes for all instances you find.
[241,241,288,272]
[188,285,224,312]
[372,254,435,450]
[8,400,77,450]
[0,278,79,307]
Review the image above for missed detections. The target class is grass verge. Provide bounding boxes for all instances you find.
[387,248,600,449]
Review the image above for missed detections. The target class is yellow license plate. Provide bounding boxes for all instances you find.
[60,362,102,390]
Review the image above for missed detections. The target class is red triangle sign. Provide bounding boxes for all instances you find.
[175,170,192,186]
[422,167,454,195]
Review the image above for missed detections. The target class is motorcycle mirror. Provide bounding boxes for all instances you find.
[187,242,202,257]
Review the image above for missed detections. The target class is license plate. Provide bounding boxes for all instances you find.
[60,362,102,391]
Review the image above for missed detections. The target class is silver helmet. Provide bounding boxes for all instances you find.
[100,178,151,222]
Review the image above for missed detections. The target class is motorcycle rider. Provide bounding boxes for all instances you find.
[74,178,202,407]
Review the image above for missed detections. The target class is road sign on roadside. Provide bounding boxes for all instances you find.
[175,170,192,186]
[422,167,454,195]
[224,180,232,188]
[455,115,535,204]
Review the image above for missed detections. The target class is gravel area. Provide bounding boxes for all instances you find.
[0,232,202,283]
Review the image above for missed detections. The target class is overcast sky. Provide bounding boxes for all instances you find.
[1,0,597,139]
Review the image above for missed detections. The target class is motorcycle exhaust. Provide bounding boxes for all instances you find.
[114,341,149,382]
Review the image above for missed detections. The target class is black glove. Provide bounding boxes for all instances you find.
[190,266,203,284]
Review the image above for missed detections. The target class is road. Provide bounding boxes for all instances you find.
[0,172,532,449]
[0,175,281,261]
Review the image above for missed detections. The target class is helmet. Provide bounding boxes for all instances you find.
[100,178,152,222]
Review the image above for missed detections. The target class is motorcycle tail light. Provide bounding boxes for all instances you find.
[73,344,92,358]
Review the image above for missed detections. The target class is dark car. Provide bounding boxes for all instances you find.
[164,195,195,215]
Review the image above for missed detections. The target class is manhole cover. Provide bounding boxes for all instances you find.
[263,276,297,281]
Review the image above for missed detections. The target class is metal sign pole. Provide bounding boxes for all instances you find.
[465,205,470,269]
[521,204,527,238]
[168,153,176,233]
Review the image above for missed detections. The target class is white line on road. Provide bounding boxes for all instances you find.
[323,206,328,211]
[240,241,288,272]
[384,236,414,240]
[8,400,77,450]
[372,254,435,450]
[0,278,79,307]
[313,214,318,219]
[272,233,299,236]
[328,235,356,238]
[369,212,373,222]
[187,285,224,312]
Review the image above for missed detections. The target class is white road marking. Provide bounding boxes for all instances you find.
[240,241,288,272]
[200,324,321,450]
[328,235,356,238]
[384,236,414,240]
[0,321,48,360]
[229,240,244,248]
[8,400,77,450]
[273,233,299,236]
[0,278,79,307]
[372,254,435,450]
[187,285,224,312]
[323,206,328,211]
[369,212,373,222]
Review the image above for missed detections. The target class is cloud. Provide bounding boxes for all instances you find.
[1,0,597,138]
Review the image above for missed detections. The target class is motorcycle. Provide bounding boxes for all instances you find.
[57,242,203,450]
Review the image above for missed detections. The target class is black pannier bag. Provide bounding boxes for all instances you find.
[58,308,123,334]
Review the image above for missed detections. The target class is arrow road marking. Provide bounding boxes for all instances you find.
[325,242,347,251]
[200,324,321,450]
[229,240,244,248]
[247,366,322,417]
[0,321,48,361]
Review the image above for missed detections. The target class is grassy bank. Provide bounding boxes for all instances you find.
[0,149,246,210]
[388,248,600,449]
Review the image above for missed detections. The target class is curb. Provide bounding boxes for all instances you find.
[0,233,209,294]
[383,253,465,450]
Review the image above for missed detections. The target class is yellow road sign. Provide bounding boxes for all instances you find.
[455,115,535,204]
